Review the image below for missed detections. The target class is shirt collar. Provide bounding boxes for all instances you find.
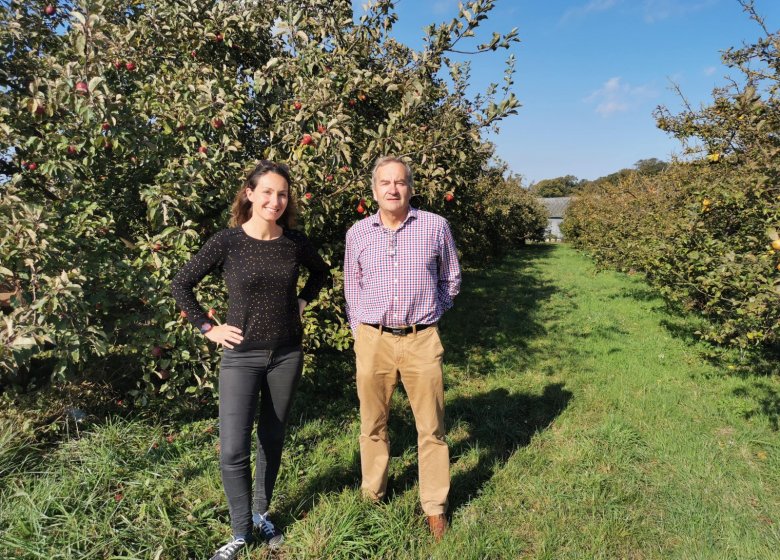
[370,207,418,229]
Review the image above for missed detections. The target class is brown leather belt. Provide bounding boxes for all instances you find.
[365,323,434,336]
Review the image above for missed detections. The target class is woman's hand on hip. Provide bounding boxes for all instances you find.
[205,324,244,349]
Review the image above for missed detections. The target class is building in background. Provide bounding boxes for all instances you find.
[538,197,571,241]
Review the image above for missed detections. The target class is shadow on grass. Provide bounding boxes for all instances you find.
[385,383,572,512]
[733,381,780,431]
[439,245,558,376]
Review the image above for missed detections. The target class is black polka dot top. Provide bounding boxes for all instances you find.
[172,227,329,351]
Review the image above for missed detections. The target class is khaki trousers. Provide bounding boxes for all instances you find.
[354,323,449,515]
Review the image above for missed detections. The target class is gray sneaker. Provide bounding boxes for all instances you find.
[209,537,248,560]
[253,512,284,549]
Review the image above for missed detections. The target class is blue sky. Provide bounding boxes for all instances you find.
[353,0,780,183]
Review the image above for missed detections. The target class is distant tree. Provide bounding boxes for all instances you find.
[634,158,668,175]
[530,174,580,197]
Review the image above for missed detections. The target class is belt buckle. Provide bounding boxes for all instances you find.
[388,327,407,336]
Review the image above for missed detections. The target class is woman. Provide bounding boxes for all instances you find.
[171,161,329,560]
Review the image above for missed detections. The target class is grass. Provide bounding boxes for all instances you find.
[1,244,779,559]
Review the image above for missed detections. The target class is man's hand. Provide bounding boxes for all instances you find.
[205,324,244,349]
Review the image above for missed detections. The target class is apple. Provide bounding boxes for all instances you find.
[66,145,77,156]
[341,165,349,172]
[44,5,56,16]
[301,133,313,146]
[152,242,162,252]
[113,60,122,70]
[771,239,780,251]
[348,98,357,107]
[304,192,312,200]
[190,50,197,58]
[101,121,111,131]
[180,310,188,319]
[103,139,112,151]
[317,124,326,134]
[214,32,223,42]
[34,105,45,116]
[294,101,302,111]
[207,308,217,319]
[75,81,89,94]
[27,162,37,171]
[151,346,164,358]
[125,61,136,71]
[357,92,367,101]
[326,175,333,182]
[211,118,224,129]
[444,193,454,202]
[356,204,365,214]
[198,145,208,154]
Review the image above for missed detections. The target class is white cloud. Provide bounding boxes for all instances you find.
[703,66,717,76]
[585,77,656,117]
[432,0,456,15]
[561,0,621,22]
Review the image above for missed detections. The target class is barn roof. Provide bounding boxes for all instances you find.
[539,197,571,219]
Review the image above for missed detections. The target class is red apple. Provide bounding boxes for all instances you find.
[214,32,223,42]
[341,165,349,172]
[125,61,136,71]
[103,139,112,151]
[356,204,365,214]
[304,192,312,200]
[357,92,367,102]
[34,104,45,116]
[44,4,56,16]
[180,310,188,319]
[294,101,302,111]
[75,81,89,94]
[300,133,313,146]
[326,174,333,182]
[113,60,122,70]
[66,145,77,156]
[151,346,164,358]
[348,98,357,107]
[317,124,326,134]
[211,118,224,129]
[190,50,197,58]
[101,121,111,131]
[152,242,162,252]
[198,145,208,154]
[444,193,454,202]
[27,162,37,171]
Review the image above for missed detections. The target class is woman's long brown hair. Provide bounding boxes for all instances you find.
[229,160,297,228]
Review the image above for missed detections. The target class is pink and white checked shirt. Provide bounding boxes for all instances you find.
[344,208,461,333]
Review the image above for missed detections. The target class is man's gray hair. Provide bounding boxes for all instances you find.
[371,156,414,191]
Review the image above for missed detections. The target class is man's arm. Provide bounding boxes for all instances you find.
[437,220,461,312]
[343,228,361,335]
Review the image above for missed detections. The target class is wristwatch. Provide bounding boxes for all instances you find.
[199,321,213,334]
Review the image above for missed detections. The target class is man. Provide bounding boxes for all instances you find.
[344,155,461,541]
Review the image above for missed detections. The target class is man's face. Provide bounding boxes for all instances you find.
[372,162,412,216]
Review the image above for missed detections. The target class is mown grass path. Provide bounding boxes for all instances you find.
[1,245,779,559]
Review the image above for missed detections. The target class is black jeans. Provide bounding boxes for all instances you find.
[218,346,303,537]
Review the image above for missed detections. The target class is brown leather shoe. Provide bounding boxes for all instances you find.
[426,514,448,541]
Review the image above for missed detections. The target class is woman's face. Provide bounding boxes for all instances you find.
[246,172,289,224]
